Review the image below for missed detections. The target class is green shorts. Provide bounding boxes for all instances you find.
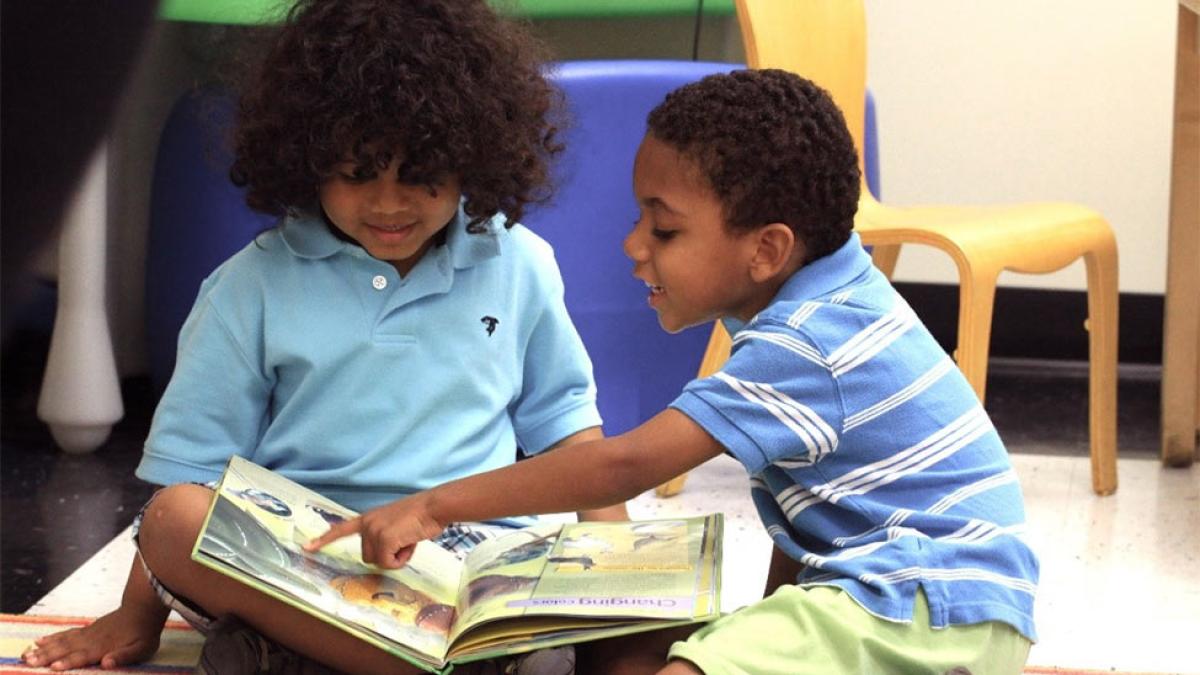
[668,585,1031,675]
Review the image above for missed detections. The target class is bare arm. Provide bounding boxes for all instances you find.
[424,409,721,521]
[307,409,724,567]
[547,426,630,523]
[763,545,806,598]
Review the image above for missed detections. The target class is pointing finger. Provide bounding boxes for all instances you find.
[304,517,361,552]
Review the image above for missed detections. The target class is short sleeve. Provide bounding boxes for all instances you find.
[509,251,602,455]
[670,323,844,475]
[137,283,273,486]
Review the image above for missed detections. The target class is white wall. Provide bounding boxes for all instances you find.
[864,0,1178,294]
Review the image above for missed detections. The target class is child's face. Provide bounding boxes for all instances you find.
[319,155,461,276]
[625,135,764,333]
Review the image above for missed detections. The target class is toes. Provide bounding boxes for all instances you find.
[48,655,78,671]
[24,646,58,667]
[25,637,73,665]
[50,647,103,672]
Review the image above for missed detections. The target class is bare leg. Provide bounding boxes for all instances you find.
[576,624,699,675]
[658,660,704,675]
[136,484,436,675]
[22,552,171,670]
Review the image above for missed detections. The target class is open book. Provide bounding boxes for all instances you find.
[191,456,723,673]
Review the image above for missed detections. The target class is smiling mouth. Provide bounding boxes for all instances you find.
[368,222,417,233]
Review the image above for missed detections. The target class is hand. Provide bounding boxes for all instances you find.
[304,494,444,569]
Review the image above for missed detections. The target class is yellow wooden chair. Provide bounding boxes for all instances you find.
[657,0,1118,497]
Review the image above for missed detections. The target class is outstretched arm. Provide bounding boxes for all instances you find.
[306,409,723,567]
[547,426,630,522]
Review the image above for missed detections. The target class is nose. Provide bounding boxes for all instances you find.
[370,179,415,215]
[623,220,650,263]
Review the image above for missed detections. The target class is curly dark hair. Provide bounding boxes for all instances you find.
[646,69,860,262]
[229,0,561,229]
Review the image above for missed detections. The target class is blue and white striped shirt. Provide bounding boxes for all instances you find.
[672,233,1038,640]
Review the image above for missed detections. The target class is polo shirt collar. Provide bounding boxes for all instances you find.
[278,212,343,259]
[278,205,502,270]
[445,210,502,269]
[777,232,871,303]
[727,233,871,336]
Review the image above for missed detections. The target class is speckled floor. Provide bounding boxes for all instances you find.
[3,357,1198,673]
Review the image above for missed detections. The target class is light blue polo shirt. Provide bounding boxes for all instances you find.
[138,209,601,514]
[672,233,1039,640]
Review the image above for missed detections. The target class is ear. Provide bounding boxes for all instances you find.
[748,223,803,283]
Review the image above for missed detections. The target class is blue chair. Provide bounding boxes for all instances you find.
[523,61,740,439]
[145,88,273,391]
[524,60,880,442]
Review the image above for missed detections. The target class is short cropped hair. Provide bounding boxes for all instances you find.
[230,0,561,229]
[646,68,860,262]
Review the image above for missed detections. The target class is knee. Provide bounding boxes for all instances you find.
[138,484,213,578]
[658,660,704,675]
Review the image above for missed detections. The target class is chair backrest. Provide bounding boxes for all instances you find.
[145,88,274,390]
[523,60,741,436]
[734,0,869,195]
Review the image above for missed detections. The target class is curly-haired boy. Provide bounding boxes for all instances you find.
[23,1,626,673]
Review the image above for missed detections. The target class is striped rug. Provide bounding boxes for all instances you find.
[0,613,1169,674]
[0,614,200,673]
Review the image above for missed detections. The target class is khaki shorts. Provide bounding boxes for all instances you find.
[669,585,1031,675]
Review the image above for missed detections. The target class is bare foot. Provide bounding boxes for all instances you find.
[22,606,164,671]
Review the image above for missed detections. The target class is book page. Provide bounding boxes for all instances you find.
[449,522,560,641]
[528,518,711,617]
[451,516,720,645]
[193,457,464,665]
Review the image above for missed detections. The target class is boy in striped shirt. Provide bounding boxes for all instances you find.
[309,68,1038,675]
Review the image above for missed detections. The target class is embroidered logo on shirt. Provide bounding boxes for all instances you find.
[481,316,499,336]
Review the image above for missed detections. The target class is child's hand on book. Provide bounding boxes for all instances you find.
[304,494,444,569]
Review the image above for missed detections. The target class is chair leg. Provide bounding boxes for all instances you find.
[1084,234,1119,495]
[655,474,689,498]
[952,260,1000,404]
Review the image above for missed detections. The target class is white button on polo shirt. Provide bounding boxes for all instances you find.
[371,275,388,290]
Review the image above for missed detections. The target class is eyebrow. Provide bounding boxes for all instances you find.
[640,196,684,216]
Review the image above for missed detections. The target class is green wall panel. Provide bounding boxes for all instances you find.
[159,0,734,24]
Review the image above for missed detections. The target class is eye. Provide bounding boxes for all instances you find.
[337,166,376,184]
[651,228,678,241]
